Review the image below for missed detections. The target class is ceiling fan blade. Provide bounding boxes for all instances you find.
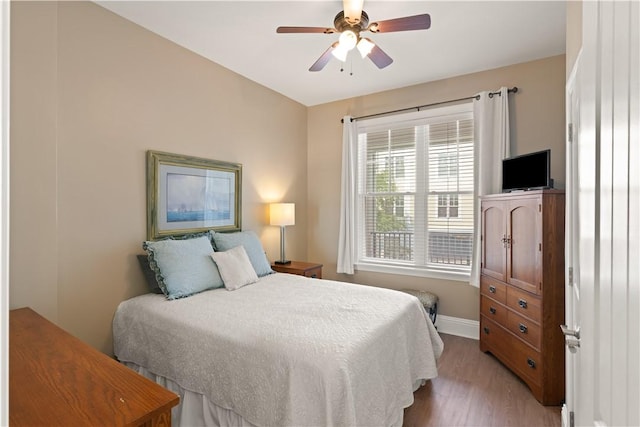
[368,44,393,69]
[309,43,338,72]
[276,26,336,34]
[368,14,431,33]
[343,0,364,24]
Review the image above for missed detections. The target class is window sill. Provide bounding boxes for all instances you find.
[355,261,471,283]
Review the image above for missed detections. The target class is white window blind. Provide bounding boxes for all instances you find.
[356,104,474,275]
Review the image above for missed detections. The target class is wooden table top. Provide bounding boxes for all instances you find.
[9,307,179,427]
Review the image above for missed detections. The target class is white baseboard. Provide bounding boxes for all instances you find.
[435,314,479,340]
[561,404,569,427]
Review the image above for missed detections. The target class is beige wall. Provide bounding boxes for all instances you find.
[566,0,582,77]
[10,1,308,354]
[10,1,60,324]
[307,55,566,322]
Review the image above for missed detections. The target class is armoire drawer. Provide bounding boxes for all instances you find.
[480,316,543,387]
[480,275,507,305]
[480,295,507,325]
[506,285,542,322]
[506,309,542,350]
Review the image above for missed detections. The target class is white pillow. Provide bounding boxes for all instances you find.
[209,230,274,277]
[210,245,259,291]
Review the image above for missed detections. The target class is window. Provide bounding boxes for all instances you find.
[437,194,459,218]
[438,153,458,177]
[355,104,474,278]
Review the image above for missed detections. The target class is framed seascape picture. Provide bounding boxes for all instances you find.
[146,150,242,240]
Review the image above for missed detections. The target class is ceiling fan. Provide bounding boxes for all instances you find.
[276,0,431,72]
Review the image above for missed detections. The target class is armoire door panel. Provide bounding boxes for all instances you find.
[507,199,541,294]
[481,202,507,281]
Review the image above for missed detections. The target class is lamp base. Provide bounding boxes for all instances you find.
[274,260,291,265]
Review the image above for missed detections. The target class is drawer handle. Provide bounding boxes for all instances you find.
[483,327,490,335]
[489,307,497,315]
[527,358,536,369]
[518,298,528,309]
[489,285,496,293]
[519,323,528,334]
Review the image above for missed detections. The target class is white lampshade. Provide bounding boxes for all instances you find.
[356,37,375,58]
[338,30,358,50]
[270,203,295,226]
[331,44,350,62]
[332,30,359,62]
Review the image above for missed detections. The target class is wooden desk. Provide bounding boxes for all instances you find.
[10,307,179,427]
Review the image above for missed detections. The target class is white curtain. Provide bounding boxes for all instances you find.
[337,116,356,274]
[470,87,511,286]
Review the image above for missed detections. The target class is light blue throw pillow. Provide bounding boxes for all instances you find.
[210,230,274,277]
[143,235,224,299]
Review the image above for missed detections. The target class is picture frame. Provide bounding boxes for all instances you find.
[146,150,242,240]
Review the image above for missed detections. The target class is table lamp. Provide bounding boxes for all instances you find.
[270,203,295,265]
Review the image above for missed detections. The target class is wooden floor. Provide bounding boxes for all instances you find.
[403,333,562,427]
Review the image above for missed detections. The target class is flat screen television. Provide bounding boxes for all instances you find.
[501,149,552,192]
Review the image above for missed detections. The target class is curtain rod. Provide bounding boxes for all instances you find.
[341,86,518,123]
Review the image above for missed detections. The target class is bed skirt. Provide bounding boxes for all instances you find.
[123,361,425,427]
[124,362,258,427]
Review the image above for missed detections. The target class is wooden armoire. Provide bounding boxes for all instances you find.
[479,189,565,405]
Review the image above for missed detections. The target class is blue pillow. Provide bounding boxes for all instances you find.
[136,254,163,294]
[210,230,274,277]
[143,235,224,299]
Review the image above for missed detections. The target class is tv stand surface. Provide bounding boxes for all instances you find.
[503,185,554,193]
[502,179,554,193]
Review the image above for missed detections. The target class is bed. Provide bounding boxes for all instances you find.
[114,272,443,427]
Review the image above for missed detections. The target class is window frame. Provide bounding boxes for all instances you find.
[353,103,474,282]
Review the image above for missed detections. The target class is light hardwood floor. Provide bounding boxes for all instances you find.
[403,333,562,427]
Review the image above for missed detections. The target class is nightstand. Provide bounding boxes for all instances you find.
[271,261,323,279]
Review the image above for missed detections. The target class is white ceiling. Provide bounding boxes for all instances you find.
[95,1,566,106]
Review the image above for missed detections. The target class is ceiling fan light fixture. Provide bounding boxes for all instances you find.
[356,37,375,58]
[331,44,350,62]
[338,30,358,50]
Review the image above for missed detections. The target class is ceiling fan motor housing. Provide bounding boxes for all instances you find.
[334,10,369,35]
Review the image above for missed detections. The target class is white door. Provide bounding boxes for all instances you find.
[567,1,640,426]
[562,53,582,427]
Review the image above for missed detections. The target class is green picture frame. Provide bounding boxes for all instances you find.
[146,150,242,240]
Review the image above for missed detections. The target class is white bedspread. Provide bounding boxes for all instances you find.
[113,273,444,427]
